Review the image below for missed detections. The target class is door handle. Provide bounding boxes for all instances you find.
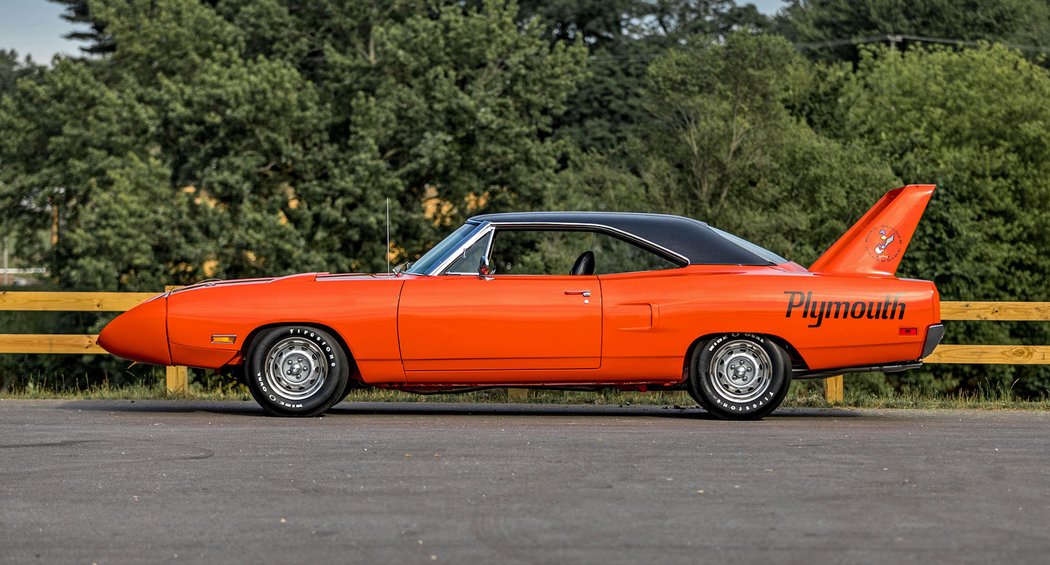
[564,290,591,297]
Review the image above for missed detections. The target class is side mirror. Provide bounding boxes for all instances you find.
[478,256,495,278]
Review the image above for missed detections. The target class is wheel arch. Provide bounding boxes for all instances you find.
[682,332,807,375]
[240,322,362,382]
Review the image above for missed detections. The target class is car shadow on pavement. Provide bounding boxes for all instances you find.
[54,399,861,420]
[327,402,862,420]
[57,399,264,416]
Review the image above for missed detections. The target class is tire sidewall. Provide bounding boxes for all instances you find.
[246,326,349,417]
[691,333,790,420]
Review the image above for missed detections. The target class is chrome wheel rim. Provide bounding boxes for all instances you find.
[264,337,328,400]
[707,339,772,403]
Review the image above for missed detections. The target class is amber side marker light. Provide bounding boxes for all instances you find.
[899,327,918,336]
[211,335,237,344]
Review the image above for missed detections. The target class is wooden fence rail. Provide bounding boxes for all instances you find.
[1,290,1046,400]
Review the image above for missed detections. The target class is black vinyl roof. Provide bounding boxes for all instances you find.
[467,211,776,266]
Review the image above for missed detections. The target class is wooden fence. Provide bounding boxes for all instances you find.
[0,288,189,393]
[0,290,1046,399]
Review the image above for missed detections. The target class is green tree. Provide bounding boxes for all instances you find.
[0,58,170,290]
[518,1,770,151]
[779,0,1050,61]
[299,1,587,259]
[610,33,898,264]
[203,0,587,266]
[0,49,41,97]
[0,0,588,389]
[2,0,587,286]
[50,0,117,55]
[840,45,1050,394]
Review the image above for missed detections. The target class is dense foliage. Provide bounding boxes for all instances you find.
[0,0,1046,395]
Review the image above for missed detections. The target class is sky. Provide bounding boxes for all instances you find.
[750,0,787,17]
[0,0,788,64]
[0,0,87,63]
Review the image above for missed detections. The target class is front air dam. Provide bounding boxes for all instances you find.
[97,295,172,366]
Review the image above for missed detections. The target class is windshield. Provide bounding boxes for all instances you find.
[406,223,479,275]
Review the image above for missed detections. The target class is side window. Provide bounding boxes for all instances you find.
[490,230,590,274]
[488,229,680,275]
[444,231,493,274]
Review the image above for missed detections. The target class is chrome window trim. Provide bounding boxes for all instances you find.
[429,221,494,275]
[421,220,689,276]
[485,221,690,266]
[443,229,495,275]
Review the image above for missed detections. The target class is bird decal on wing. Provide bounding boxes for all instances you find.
[874,229,895,256]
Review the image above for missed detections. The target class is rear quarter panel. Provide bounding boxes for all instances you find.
[600,265,938,375]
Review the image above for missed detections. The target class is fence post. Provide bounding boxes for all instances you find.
[824,375,843,403]
[162,285,189,395]
[507,388,529,402]
[165,365,189,395]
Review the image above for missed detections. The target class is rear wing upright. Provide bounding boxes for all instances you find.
[809,184,935,277]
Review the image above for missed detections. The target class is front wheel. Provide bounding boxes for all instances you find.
[688,333,791,420]
[245,326,349,417]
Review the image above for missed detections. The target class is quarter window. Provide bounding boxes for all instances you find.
[444,231,493,274]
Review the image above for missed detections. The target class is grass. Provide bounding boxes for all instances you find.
[2,380,1050,410]
[1,380,250,401]
[786,389,1050,410]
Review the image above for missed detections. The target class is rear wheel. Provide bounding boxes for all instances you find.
[688,333,791,420]
[245,326,349,417]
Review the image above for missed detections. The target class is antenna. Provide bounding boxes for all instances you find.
[385,197,391,273]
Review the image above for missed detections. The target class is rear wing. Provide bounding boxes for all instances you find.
[809,184,935,277]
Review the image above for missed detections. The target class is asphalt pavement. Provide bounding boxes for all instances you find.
[1,399,1048,564]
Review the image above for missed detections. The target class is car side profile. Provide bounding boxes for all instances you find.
[99,184,943,419]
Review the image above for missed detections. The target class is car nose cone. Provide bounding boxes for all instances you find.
[97,296,171,366]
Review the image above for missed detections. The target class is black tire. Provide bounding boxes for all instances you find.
[245,326,349,417]
[688,333,791,420]
[327,373,360,411]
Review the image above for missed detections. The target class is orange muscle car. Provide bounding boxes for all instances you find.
[99,184,943,419]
